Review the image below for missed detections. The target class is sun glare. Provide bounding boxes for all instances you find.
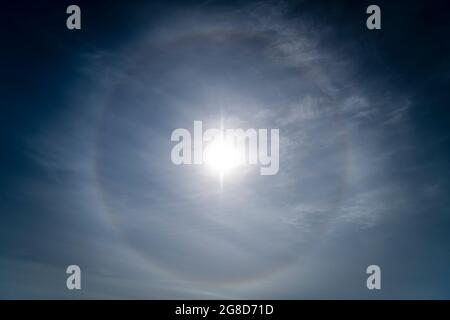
[203,137,240,176]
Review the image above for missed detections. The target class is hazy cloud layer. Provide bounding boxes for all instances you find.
[1,1,450,298]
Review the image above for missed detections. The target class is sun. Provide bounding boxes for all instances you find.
[203,136,240,177]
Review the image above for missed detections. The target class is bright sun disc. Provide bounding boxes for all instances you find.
[203,138,240,175]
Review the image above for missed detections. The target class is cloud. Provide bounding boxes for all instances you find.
[8,1,425,298]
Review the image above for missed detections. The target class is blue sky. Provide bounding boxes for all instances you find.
[1,0,450,298]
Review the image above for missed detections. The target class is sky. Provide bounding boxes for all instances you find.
[1,0,450,299]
